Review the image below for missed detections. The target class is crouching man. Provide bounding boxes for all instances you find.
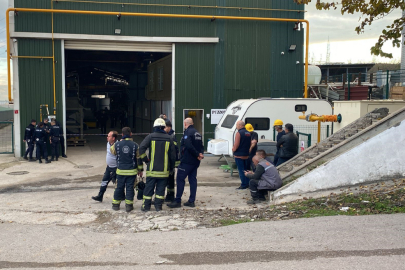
[244,155,282,204]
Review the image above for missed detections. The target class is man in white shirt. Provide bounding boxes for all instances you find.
[92,131,118,202]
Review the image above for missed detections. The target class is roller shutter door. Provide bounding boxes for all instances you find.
[65,41,172,52]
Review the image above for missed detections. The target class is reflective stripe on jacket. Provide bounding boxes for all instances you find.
[139,131,176,178]
[110,138,142,176]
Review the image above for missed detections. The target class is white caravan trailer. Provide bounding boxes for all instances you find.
[207,98,333,157]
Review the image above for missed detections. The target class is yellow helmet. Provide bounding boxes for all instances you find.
[273,119,283,126]
[245,123,254,132]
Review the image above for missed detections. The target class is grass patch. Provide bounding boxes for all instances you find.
[282,187,405,218]
[218,218,251,226]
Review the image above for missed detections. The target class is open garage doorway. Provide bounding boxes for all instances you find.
[64,46,172,151]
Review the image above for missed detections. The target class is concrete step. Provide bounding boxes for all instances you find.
[276,108,390,183]
[272,106,405,205]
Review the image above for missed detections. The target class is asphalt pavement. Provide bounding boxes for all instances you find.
[1,214,404,269]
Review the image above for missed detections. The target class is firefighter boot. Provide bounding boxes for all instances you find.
[112,203,120,211]
[167,200,181,208]
[125,204,134,213]
[155,198,164,212]
[38,159,42,164]
[23,155,28,160]
[45,159,51,164]
[29,158,36,162]
[141,199,151,212]
[92,191,104,202]
[165,192,175,202]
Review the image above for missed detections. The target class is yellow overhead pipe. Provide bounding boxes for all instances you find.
[6,8,310,105]
[299,112,342,143]
[52,0,307,13]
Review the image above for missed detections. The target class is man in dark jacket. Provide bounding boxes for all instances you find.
[245,123,258,171]
[139,118,176,212]
[164,120,180,202]
[33,122,51,164]
[167,118,204,208]
[49,119,61,161]
[110,127,143,212]
[276,123,298,166]
[273,119,285,166]
[244,155,282,204]
[23,119,36,161]
[232,120,251,190]
[55,119,67,158]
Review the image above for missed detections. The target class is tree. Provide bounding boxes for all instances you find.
[295,0,405,58]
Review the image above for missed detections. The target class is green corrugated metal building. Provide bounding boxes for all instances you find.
[10,0,305,157]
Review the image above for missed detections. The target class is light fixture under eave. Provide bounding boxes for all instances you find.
[91,95,106,99]
[289,45,296,51]
[115,29,121,35]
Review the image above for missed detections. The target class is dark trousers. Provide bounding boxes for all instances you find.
[24,140,34,158]
[36,141,48,160]
[51,138,60,159]
[99,166,117,193]
[113,175,135,205]
[249,179,269,199]
[144,177,168,200]
[276,157,292,167]
[175,163,198,203]
[167,171,175,193]
[273,151,280,167]
[60,136,66,156]
[235,157,250,188]
[100,122,107,135]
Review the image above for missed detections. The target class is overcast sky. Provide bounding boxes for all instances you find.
[0,1,403,101]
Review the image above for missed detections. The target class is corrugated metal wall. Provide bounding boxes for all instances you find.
[17,39,63,156]
[14,0,304,150]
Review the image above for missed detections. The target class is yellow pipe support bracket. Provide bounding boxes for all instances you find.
[6,8,310,104]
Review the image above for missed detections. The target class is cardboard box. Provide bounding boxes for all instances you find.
[391,86,405,94]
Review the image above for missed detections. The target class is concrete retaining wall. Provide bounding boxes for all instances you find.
[273,119,405,204]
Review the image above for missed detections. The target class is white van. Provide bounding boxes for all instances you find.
[208,98,333,157]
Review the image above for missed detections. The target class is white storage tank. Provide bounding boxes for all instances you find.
[307,65,322,85]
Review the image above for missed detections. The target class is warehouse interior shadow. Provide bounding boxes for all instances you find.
[64,49,172,150]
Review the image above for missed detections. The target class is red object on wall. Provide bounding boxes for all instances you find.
[14,110,18,114]
[344,86,369,100]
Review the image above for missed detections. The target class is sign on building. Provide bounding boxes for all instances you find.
[211,109,226,125]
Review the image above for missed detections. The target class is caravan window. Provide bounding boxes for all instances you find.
[295,104,307,112]
[221,115,239,128]
[245,117,270,130]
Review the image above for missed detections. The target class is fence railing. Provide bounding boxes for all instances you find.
[294,125,330,148]
[321,69,405,86]
[0,121,14,154]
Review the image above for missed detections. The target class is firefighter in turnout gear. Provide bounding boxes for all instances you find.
[139,118,176,212]
[23,119,37,161]
[33,122,51,164]
[163,120,180,202]
[110,127,143,212]
[49,119,61,161]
